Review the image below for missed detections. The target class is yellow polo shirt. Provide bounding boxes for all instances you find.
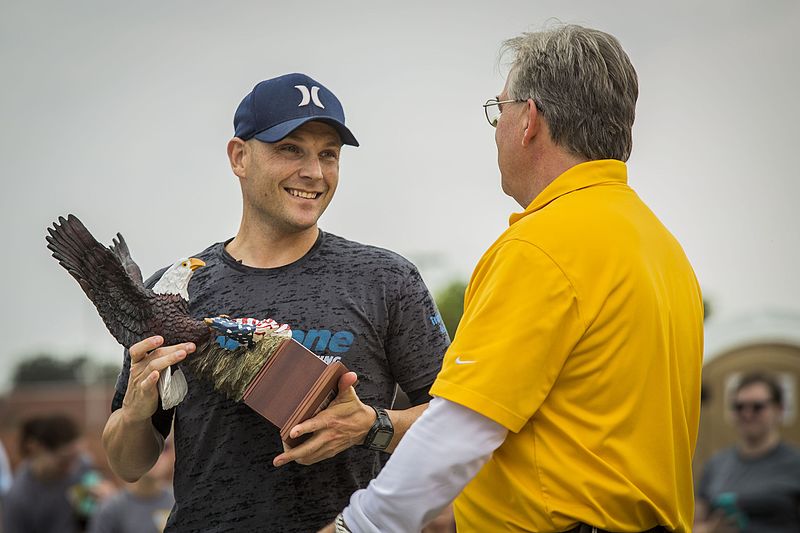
[430,160,703,532]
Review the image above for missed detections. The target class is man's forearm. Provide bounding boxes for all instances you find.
[102,407,164,482]
[341,397,508,532]
[384,403,428,453]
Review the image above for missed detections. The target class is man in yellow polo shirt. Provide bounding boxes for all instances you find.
[322,24,703,533]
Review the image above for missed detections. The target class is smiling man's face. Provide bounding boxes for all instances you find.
[238,121,342,235]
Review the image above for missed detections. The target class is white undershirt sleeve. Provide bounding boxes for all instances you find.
[341,396,508,532]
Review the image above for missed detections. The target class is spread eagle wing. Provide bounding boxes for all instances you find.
[46,214,209,349]
[110,233,143,286]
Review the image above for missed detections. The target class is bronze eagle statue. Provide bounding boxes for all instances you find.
[46,215,292,409]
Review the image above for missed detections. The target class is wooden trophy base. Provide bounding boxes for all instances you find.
[242,338,348,447]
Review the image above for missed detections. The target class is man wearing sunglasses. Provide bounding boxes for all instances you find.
[323,23,703,533]
[695,373,800,532]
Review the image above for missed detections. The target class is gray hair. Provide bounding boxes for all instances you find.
[502,25,638,161]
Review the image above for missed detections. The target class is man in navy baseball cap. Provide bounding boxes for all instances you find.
[234,73,359,146]
[100,69,450,532]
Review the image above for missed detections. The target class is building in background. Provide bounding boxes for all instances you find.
[0,381,116,479]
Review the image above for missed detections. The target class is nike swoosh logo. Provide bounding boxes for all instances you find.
[455,356,477,365]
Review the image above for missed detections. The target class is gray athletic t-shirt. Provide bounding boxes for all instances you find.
[697,442,800,532]
[114,231,449,532]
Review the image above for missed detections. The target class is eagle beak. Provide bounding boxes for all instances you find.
[188,258,205,271]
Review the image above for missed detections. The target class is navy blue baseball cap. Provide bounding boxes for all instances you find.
[233,73,359,147]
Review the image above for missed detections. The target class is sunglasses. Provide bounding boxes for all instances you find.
[731,401,773,414]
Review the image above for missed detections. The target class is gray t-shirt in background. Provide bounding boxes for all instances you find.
[697,442,800,532]
[114,230,450,532]
[2,456,94,533]
[88,488,174,533]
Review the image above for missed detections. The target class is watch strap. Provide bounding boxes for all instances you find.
[334,512,351,532]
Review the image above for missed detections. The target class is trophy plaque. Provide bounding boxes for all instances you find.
[242,338,348,446]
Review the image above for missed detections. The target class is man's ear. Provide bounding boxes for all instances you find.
[521,99,541,147]
[227,138,247,179]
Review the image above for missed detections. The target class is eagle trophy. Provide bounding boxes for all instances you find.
[46,215,292,409]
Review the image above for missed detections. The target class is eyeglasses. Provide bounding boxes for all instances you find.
[483,98,527,127]
[731,401,773,414]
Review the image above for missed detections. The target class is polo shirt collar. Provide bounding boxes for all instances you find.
[508,159,628,226]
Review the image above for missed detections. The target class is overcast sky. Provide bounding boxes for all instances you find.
[1,0,798,392]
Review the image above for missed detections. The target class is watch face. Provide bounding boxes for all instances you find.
[372,429,393,449]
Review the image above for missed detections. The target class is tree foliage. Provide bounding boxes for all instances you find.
[703,298,713,322]
[434,280,468,339]
[12,354,119,387]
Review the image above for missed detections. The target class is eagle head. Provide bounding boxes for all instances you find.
[152,257,205,300]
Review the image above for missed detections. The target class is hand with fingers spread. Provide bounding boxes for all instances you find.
[122,336,195,423]
[273,371,375,467]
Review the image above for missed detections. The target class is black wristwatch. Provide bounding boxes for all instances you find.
[360,406,394,451]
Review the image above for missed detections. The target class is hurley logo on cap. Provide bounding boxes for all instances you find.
[233,73,359,146]
[294,85,325,108]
